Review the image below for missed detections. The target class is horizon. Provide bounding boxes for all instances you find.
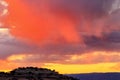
[0,0,120,74]
[0,66,120,74]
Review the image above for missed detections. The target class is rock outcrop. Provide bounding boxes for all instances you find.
[0,67,79,80]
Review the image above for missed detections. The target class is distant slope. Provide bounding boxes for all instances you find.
[67,73,120,80]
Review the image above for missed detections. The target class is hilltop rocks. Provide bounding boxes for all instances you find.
[0,67,79,80]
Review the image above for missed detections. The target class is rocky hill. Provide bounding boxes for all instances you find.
[0,67,79,80]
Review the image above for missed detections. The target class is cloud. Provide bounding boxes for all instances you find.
[0,34,119,65]
[0,29,43,59]
[6,51,120,65]
[0,29,119,64]
[6,0,119,44]
[84,31,120,52]
[0,0,8,27]
[0,0,119,65]
[0,0,8,16]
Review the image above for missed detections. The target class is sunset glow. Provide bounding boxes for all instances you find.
[0,0,119,74]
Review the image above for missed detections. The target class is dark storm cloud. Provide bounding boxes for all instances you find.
[0,35,84,59]
[24,0,114,18]
[0,32,44,59]
[84,31,120,52]
[49,0,114,19]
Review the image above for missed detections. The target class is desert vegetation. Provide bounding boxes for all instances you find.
[0,67,79,80]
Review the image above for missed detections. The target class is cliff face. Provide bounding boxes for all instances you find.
[0,67,79,80]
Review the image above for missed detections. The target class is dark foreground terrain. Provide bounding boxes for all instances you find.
[68,73,120,80]
[0,67,78,80]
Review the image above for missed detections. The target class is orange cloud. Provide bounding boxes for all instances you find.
[5,51,120,65]
[0,51,119,73]
[6,0,82,45]
[62,51,120,64]
[6,0,117,45]
[5,0,120,46]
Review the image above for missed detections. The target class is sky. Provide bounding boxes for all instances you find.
[0,0,120,74]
